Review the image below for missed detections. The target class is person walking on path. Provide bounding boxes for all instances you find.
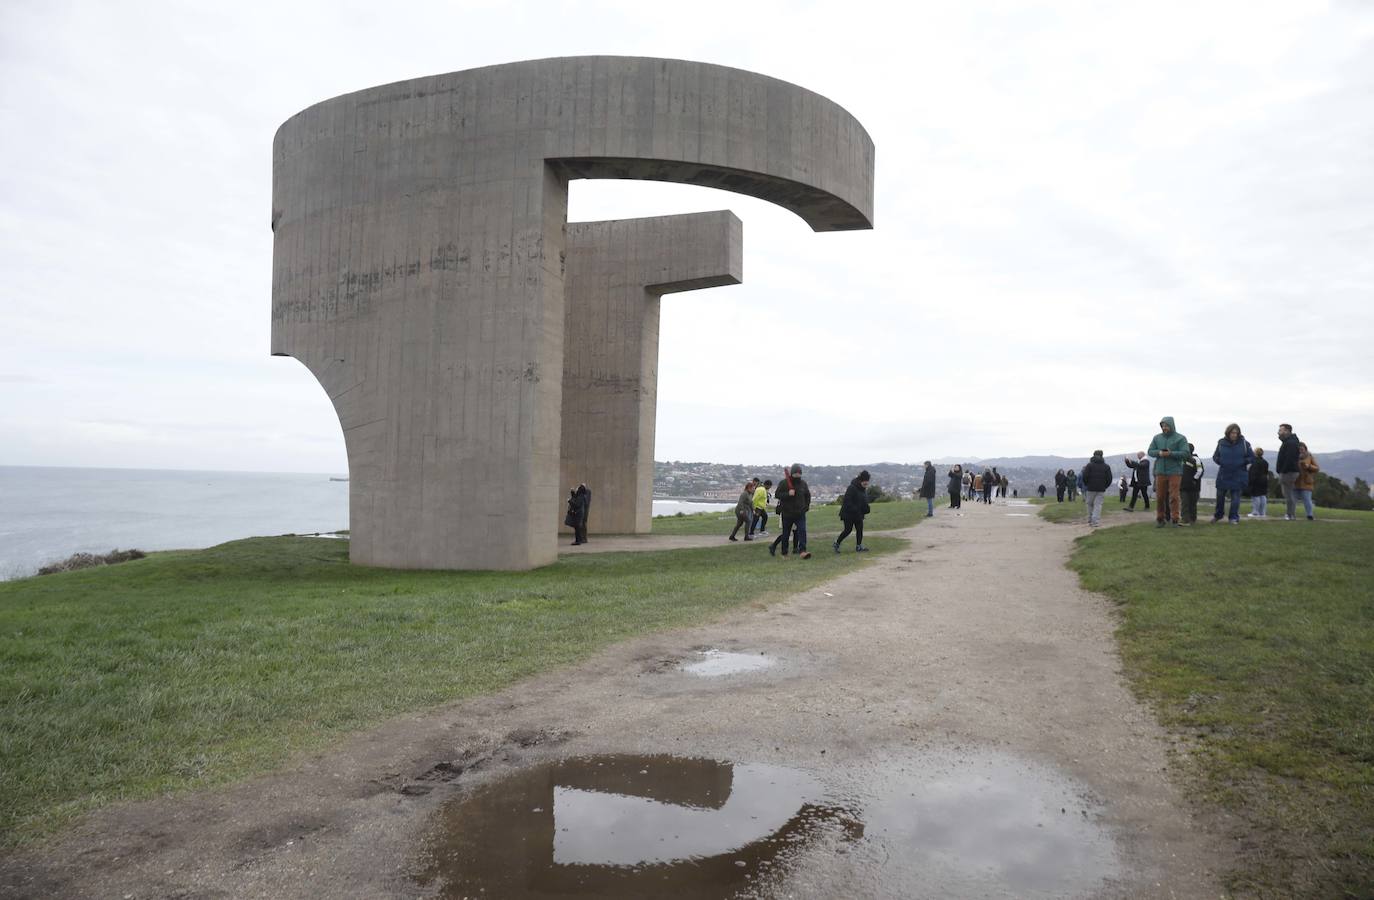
[1054,469,1067,502]
[572,483,592,545]
[770,464,812,558]
[1148,416,1189,527]
[918,461,938,517]
[750,479,772,536]
[1124,452,1151,511]
[1295,443,1320,520]
[947,465,964,512]
[982,469,996,504]
[1037,484,1047,499]
[963,470,974,502]
[728,480,756,541]
[1081,451,1113,527]
[1118,475,1129,503]
[1211,423,1255,525]
[1247,448,1270,518]
[1065,469,1079,502]
[1179,442,1204,525]
[1276,423,1302,520]
[834,470,872,553]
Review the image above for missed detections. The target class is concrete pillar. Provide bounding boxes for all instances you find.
[561,211,742,535]
[271,56,874,570]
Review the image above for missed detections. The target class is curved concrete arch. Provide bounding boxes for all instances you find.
[562,210,743,536]
[271,56,874,570]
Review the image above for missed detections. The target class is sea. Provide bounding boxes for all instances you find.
[0,466,732,581]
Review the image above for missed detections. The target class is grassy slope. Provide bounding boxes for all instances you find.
[650,497,932,536]
[0,533,907,847]
[1061,508,1373,896]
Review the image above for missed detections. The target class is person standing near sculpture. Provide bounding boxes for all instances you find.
[919,461,937,517]
[573,483,592,545]
[1295,443,1320,520]
[834,470,872,553]
[1179,442,1204,525]
[1276,424,1302,520]
[1148,417,1188,527]
[770,465,812,559]
[1211,423,1255,525]
[728,479,756,541]
[1247,448,1270,518]
[565,489,582,545]
[1124,452,1151,511]
[1080,451,1113,527]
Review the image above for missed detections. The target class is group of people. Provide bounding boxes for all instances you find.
[1066,419,1321,527]
[944,465,1008,508]
[729,465,817,558]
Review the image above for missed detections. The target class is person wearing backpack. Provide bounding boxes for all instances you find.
[1179,443,1204,525]
[834,470,872,553]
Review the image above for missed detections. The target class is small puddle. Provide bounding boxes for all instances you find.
[680,649,776,678]
[1006,513,1032,517]
[414,754,856,898]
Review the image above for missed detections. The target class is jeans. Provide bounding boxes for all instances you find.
[794,514,808,552]
[836,518,864,548]
[925,496,934,515]
[752,509,768,534]
[1214,487,1241,522]
[1281,472,1299,518]
[1251,494,1268,516]
[1154,474,1181,523]
[1294,489,1314,518]
[1084,491,1105,525]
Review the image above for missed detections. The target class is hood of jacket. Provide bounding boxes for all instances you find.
[1160,416,1176,433]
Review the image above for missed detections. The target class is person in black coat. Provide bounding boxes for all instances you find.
[918,461,938,517]
[572,483,591,545]
[1124,452,1151,510]
[564,489,581,544]
[1247,447,1271,518]
[834,470,872,553]
[1080,450,1113,526]
[946,465,963,511]
[1054,469,1067,502]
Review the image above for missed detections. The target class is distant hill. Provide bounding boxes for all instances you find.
[1318,450,1374,489]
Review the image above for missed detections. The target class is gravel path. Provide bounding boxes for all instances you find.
[1,500,1231,899]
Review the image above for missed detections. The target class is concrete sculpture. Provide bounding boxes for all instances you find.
[271,56,874,570]
[562,211,742,535]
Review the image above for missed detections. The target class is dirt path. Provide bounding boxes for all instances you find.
[2,500,1231,899]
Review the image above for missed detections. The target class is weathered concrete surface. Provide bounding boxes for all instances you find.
[562,211,742,535]
[271,56,874,570]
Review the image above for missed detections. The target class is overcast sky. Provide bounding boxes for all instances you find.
[2,0,1370,473]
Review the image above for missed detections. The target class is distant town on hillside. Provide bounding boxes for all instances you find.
[654,450,1374,501]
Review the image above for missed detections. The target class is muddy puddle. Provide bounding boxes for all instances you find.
[681,649,776,678]
[414,749,1119,898]
[414,754,855,898]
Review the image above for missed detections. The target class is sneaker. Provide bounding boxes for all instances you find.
[758,531,768,536]
[832,541,841,554]
[1307,515,1315,521]
[728,536,738,542]
[769,543,777,557]
[743,537,753,541]
[1229,519,1239,525]
[856,545,870,552]
[1173,521,1184,527]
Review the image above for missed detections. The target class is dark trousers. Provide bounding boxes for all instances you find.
[751,509,768,533]
[1056,486,1065,502]
[771,516,796,555]
[1129,484,1150,509]
[574,522,588,543]
[1214,488,1241,522]
[836,518,864,548]
[983,484,993,503]
[729,511,753,540]
[949,490,961,509]
[1119,485,1128,502]
[1180,490,1199,524]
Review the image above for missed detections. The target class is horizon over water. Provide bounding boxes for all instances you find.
[0,466,733,581]
[0,466,350,581]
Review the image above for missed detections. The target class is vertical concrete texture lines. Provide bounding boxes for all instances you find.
[272,56,872,569]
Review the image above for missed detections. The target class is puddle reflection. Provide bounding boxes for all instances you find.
[416,755,859,898]
[681,649,776,678]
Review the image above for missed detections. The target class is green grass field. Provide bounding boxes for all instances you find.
[0,533,906,847]
[1064,507,1373,895]
[651,497,933,536]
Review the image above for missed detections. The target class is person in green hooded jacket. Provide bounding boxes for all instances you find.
[1147,416,1189,527]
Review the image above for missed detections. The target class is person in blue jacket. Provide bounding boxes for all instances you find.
[1211,423,1255,525]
